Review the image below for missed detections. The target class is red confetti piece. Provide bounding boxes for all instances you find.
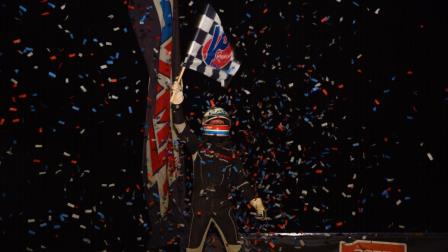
[277,122,285,131]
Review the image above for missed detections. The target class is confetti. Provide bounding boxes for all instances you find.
[1,0,444,250]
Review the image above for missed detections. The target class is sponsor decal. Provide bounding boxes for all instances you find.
[202,25,233,69]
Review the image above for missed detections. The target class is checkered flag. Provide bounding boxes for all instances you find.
[182,4,241,87]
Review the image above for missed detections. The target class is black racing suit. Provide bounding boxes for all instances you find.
[171,103,256,252]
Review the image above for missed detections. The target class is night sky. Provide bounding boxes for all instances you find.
[1,0,447,250]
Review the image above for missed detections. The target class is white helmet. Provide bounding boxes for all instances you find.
[201,107,231,137]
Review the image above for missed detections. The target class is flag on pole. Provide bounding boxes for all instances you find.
[129,0,185,249]
[182,4,241,87]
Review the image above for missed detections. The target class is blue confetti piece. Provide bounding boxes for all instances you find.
[97,212,105,219]
[19,5,27,13]
[139,14,149,24]
[48,72,56,78]
[23,47,33,53]
[59,213,68,222]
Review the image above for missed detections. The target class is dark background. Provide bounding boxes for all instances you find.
[1,0,447,250]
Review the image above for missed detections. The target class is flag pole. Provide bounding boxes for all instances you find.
[174,66,186,88]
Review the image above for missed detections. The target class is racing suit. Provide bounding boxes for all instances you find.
[171,103,256,252]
